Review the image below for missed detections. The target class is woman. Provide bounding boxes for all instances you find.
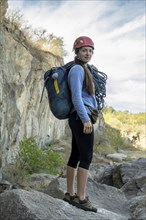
[63,36,97,213]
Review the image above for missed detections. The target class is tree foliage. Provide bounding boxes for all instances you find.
[103,106,146,125]
[6,9,67,57]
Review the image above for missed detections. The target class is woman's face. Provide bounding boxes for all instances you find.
[78,46,94,63]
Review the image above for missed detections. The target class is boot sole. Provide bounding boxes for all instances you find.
[69,200,97,213]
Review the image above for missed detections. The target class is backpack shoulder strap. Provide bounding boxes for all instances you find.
[63,61,75,70]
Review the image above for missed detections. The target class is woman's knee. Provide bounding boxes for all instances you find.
[78,156,92,170]
[67,158,79,168]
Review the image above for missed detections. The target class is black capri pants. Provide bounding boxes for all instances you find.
[67,111,94,170]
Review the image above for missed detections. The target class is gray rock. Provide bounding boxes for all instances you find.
[0,189,126,220]
[87,178,130,218]
[0,180,13,193]
[46,177,130,219]
[106,153,127,161]
[0,0,8,26]
[1,159,146,219]
[0,17,66,166]
[121,172,146,199]
[128,195,146,220]
[119,158,146,184]
[0,168,2,181]
[94,164,117,186]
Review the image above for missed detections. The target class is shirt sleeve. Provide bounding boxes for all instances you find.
[68,65,91,123]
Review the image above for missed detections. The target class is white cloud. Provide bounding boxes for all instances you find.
[7,0,145,113]
[108,16,145,37]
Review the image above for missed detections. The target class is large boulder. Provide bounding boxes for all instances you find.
[0,189,127,220]
[0,158,146,219]
[45,177,130,219]
[94,158,146,220]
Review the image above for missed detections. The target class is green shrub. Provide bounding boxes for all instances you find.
[106,127,129,150]
[95,143,115,156]
[16,137,64,177]
[94,126,133,156]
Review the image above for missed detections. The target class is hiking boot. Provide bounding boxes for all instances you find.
[63,192,77,204]
[72,196,97,213]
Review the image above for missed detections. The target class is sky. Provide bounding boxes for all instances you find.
[7,0,146,113]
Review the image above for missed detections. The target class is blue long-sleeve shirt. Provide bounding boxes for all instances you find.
[68,64,97,123]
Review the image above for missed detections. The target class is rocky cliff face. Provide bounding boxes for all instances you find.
[0,1,105,167]
[0,1,70,165]
[0,1,107,167]
[0,0,8,25]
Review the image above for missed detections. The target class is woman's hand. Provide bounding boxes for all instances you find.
[83,121,93,134]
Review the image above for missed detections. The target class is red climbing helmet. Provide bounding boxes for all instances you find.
[73,36,94,50]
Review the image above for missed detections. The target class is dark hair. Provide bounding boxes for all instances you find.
[74,56,94,95]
